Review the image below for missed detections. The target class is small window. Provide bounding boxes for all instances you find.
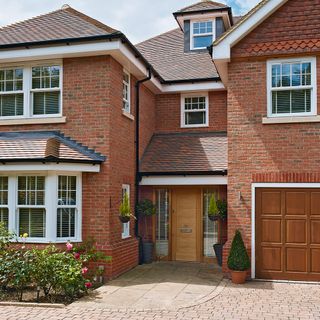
[123,70,130,113]
[267,58,316,117]
[0,68,24,117]
[121,184,130,239]
[0,177,8,229]
[57,176,77,239]
[32,66,61,116]
[181,94,209,128]
[18,176,46,238]
[191,20,214,50]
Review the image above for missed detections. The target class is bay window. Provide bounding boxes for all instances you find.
[0,173,81,242]
[0,62,62,120]
[267,57,317,117]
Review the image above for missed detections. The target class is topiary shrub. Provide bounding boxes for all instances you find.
[227,230,250,271]
[208,194,219,219]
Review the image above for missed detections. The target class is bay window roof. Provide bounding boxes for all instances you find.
[0,131,105,164]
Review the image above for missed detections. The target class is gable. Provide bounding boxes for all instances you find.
[232,0,320,58]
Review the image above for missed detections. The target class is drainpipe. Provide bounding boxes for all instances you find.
[134,68,152,252]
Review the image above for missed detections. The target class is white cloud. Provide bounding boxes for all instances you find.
[0,0,261,43]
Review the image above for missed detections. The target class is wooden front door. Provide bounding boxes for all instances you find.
[256,188,320,281]
[172,188,201,262]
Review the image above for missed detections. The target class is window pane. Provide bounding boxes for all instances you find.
[281,64,290,87]
[292,63,301,86]
[0,94,23,117]
[57,208,75,238]
[0,177,8,205]
[18,176,45,206]
[273,91,291,114]
[193,35,213,48]
[292,89,311,113]
[19,208,46,238]
[0,68,23,92]
[58,176,77,206]
[32,66,60,89]
[0,208,8,230]
[185,111,206,125]
[33,91,60,115]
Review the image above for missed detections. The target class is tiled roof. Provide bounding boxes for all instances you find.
[136,28,219,82]
[0,5,118,46]
[175,1,229,14]
[0,131,105,163]
[140,132,227,174]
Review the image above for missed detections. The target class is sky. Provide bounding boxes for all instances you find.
[0,0,261,44]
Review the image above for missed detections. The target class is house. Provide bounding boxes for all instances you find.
[0,0,319,282]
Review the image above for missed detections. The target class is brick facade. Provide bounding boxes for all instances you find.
[225,0,320,274]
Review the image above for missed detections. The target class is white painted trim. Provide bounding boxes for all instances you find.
[0,116,66,126]
[0,163,100,173]
[251,182,320,279]
[122,69,131,114]
[180,92,209,128]
[190,18,216,50]
[262,115,320,124]
[212,0,288,61]
[140,175,227,186]
[266,57,317,118]
[161,81,225,93]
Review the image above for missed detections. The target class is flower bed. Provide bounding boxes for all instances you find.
[0,224,111,304]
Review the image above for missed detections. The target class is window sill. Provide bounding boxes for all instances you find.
[122,111,134,121]
[0,117,66,126]
[262,115,320,124]
[121,235,131,240]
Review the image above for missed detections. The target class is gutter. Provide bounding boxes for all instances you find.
[134,67,152,239]
[139,170,228,177]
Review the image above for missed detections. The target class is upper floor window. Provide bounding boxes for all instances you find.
[267,58,316,117]
[123,70,131,114]
[0,62,62,120]
[191,20,214,50]
[181,93,209,128]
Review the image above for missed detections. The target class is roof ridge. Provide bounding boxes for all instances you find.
[136,28,180,47]
[177,0,228,13]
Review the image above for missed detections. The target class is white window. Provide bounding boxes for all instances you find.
[181,93,209,128]
[267,57,317,117]
[0,62,62,120]
[123,70,131,114]
[191,20,215,50]
[121,184,130,239]
[1,173,81,243]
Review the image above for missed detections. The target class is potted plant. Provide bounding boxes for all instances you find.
[119,192,131,223]
[208,194,219,221]
[136,199,156,264]
[227,230,250,284]
[213,199,227,266]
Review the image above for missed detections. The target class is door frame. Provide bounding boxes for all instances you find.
[251,183,320,280]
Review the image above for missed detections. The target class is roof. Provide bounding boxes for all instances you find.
[175,1,229,15]
[140,132,227,174]
[136,28,219,82]
[0,131,105,164]
[0,5,119,46]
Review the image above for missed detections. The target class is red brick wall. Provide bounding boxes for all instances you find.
[226,0,320,275]
[232,0,320,58]
[155,91,227,133]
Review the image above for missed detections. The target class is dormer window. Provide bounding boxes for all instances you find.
[191,20,215,50]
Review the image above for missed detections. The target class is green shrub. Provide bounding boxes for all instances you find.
[136,199,156,217]
[217,199,227,220]
[227,230,250,271]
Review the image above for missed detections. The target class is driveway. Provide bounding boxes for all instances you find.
[0,263,319,320]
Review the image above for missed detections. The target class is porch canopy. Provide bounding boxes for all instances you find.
[0,131,105,172]
[139,132,227,185]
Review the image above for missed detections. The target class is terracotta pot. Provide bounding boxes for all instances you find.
[230,270,247,284]
[119,215,130,223]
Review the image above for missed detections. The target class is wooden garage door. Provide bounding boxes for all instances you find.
[256,188,320,281]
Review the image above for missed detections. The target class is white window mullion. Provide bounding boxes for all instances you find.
[45,172,57,242]
[76,173,82,241]
[24,67,31,118]
[8,176,16,234]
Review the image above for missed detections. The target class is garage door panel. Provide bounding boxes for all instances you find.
[285,248,307,273]
[261,247,282,271]
[310,249,320,273]
[285,192,307,215]
[286,220,307,244]
[311,220,320,244]
[261,192,281,214]
[311,193,320,215]
[261,219,282,243]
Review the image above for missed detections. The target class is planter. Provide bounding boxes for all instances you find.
[213,243,223,267]
[142,241,154,264]
[119,215,130,223]
[230,270,247,284]
[208,215,219,222]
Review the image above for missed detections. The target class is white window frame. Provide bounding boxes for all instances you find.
[121,184,131,239]
[181,92,209,128]
[1,171,81,243]
[267,57,317,118]
[0,177,9,228]
[190,19,216,50]
[122,69,131,114]
[0,60,63,121]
